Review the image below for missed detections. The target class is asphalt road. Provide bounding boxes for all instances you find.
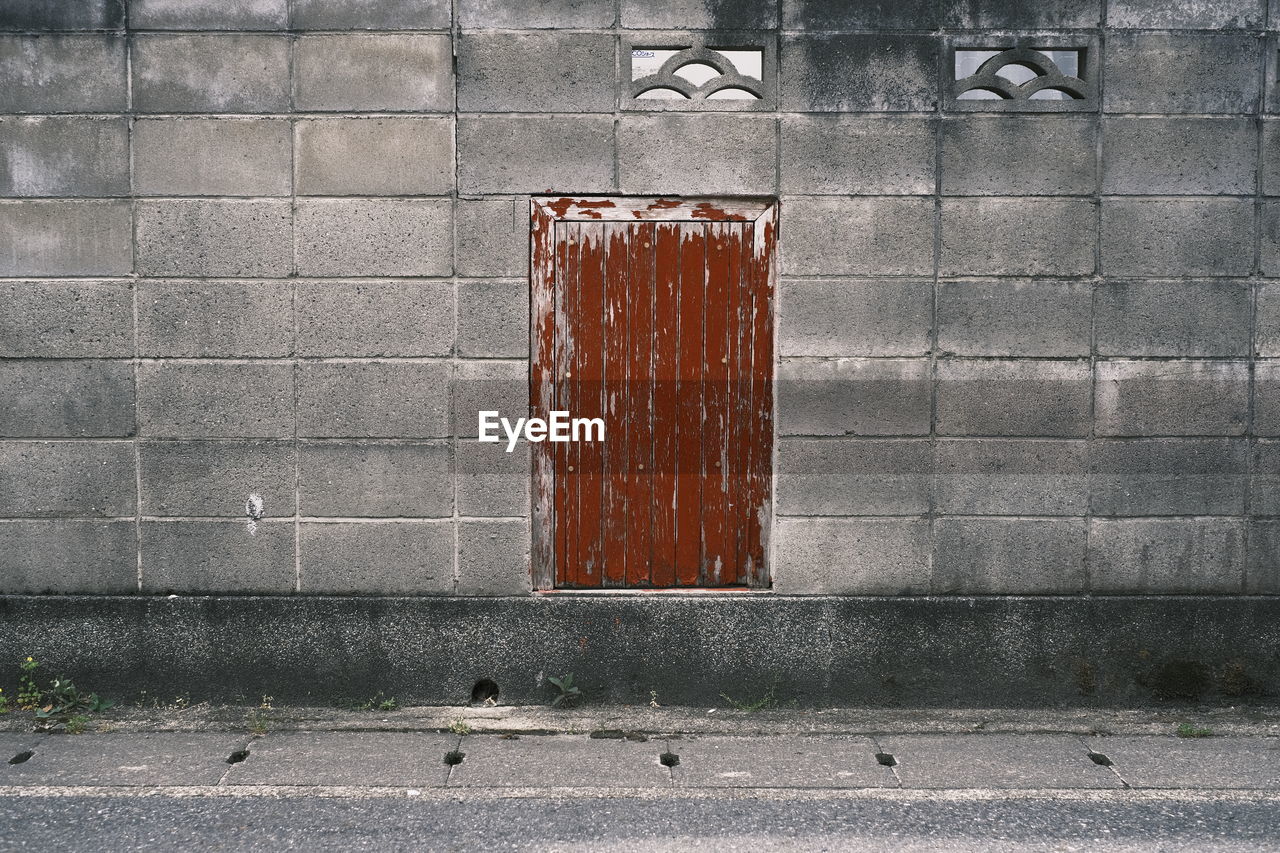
[3,793,1280,851]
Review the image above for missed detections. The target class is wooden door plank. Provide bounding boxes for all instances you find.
[530,202,556,589]
[747,213,776,586]
[625,221,656,587]
[601,222,630,586]
[576,221,606,586]
[674,222,706,586]
[553,221,578,587]
[701,221,733,585]
[650,222,681,587]
[727,222,751,586]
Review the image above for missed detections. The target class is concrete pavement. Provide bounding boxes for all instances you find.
[2,730,1278,792]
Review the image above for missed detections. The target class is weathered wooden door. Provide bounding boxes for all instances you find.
[530,197,776,590]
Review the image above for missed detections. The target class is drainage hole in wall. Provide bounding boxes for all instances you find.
[8,751,33,766]
[226,749,250,765]
[1088,752,1113,767]
[659,752,680,768]
[470,679,500,705]
[444,750,466,766]
[875,753,897,767]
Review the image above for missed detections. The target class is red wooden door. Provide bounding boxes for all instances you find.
[531,197,776,590]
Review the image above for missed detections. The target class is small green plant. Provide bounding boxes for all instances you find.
[0,687,10,715]
[720,685,779,713]
[1176,722,1213,738]
[548,673,581,708]
[247,709,269,735]
[347,692,399,712]
[18,657,42,710]
[65,715,89,735]
[448,717,471,736]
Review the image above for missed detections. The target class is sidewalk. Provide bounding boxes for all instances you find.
[2,706,1278,794]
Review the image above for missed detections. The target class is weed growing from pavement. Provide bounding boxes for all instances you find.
[548,673,582,708]
[13,657,114,733]
[1176,722,1214,738]
[720,684,784,713]
[448,718,471,736]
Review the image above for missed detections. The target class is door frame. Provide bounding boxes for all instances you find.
[529,196,779,591]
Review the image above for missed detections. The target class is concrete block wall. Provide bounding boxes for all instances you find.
[1,0,1278,597]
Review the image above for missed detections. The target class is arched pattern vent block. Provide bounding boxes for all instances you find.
[946,37,1099,112]
[623,33,777,112]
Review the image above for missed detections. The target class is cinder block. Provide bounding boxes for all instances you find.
[295,199,451,278]
[0,521,135,594]
[777,358,931,436]
[0,360,134,437]
[941,199,1095,277]
[941,0,1100,26]
[0,0,125,29]
[300,522,453,594]
[781,34,936,111]
[456,440,530,517]
[299,442,451,517]
[1254,441,1280,515]
[129,0,288,28]
[298,362,450,438]
[618,115,777,195]
[138,280,293,358]
[140,440,295,518]
[785,0,936,27]
[0,34,126,113]
[936,359,1091,437]
[773,517,930,595]
[137,362,294,438]
[1246,520,1280,593]
[933,518,1086,595]
[295,118,452,197]
[453,360,527,438]
[135,200,291,278]
[1089,519,1244,594]
[1095,281,1250,357]
[1107,0,1264,29]
[0,280,132,358]
[132,34,289,113]
[1264,202,1280,277]
[625,0,775,28]
[458,33,613,113]
[940,117,1095,196]
[782,197,934,276]
[457,116,614,194]
[1254,360,1280,436]
[298,281,453,357]
[141,520,295,594]
[1095,360,1248,437]
[133,118,291,197]
[936,280,1090,358]
[292,0,450,28]
[1090,438,1247,517]
[779,279,931,357]
[0,441,134,517]
[0,200,131,276]
[776,438,930,516]
[457,199,525,277]
[781,116,933,195]
[1264,122,1280,195]
[1258,284,1280,356]
[1104,33,1260,114]
[934,439,1087,516]
[294,34,452,112]
[458,519,531,596]
[1101,199,1253,278]
[458,280,527,358]
[0,117,127,197]
[1102,119,1256,196]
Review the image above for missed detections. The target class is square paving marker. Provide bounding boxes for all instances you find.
[447,735,672,788]
[226,731,457,787]
[3,733,247,786]
[670,735,896,788]
[879,734,1122,789]
[1089,736,1280,789]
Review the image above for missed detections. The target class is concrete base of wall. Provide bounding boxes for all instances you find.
[0,595,1276,707]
